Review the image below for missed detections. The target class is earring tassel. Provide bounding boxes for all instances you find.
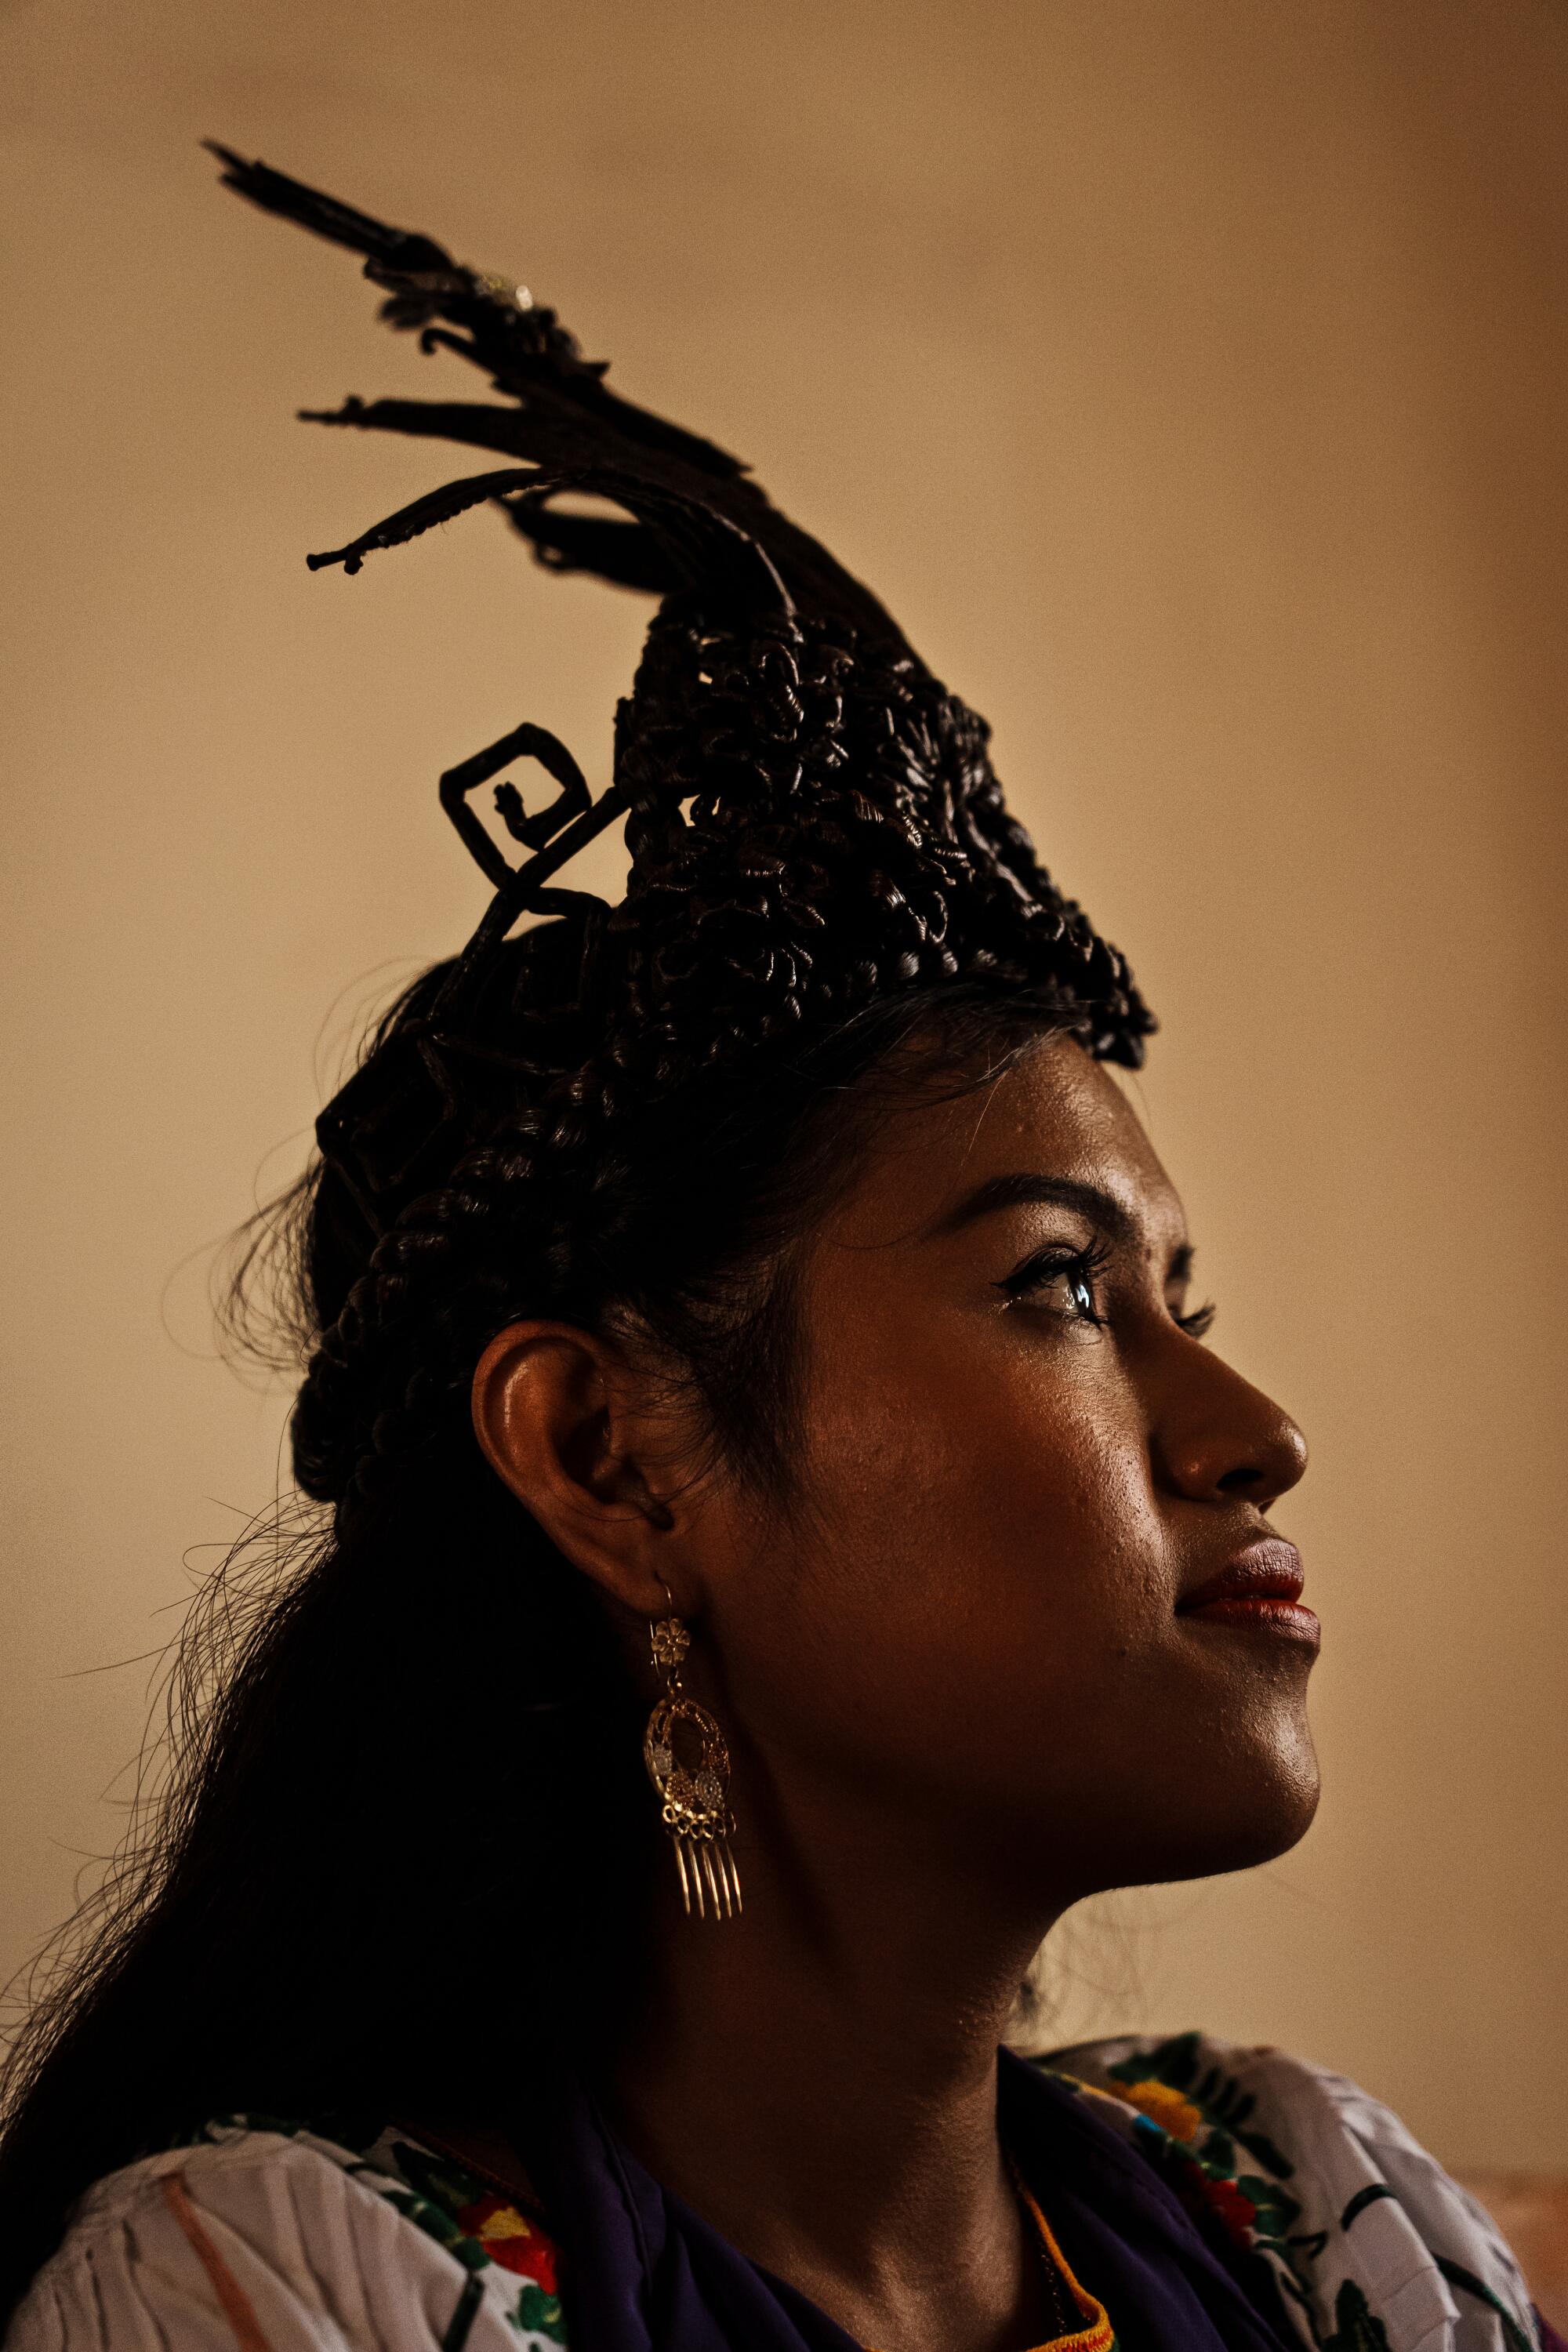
[668,1834,743,1918]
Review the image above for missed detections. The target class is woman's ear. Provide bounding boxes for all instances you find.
[470,1319,693,1619]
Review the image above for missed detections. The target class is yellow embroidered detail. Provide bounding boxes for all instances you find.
[1013,2176,1116,2352]
[1107,2077,1202,2143]
[475,2205,533,2241]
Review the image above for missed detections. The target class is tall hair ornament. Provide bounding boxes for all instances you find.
[209,142,1155,1243]
[642,1596,742,1921]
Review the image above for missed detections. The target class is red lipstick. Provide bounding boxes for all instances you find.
[1177,1539,1319,1645]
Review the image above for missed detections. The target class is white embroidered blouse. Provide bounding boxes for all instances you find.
[2,2033,1548,2352]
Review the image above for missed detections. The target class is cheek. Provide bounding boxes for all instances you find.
[751,1320,1171,1758]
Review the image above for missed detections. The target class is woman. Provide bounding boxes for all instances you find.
[0,151,1549,2352]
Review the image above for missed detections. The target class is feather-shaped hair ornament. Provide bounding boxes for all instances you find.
[210,147,1154,1249]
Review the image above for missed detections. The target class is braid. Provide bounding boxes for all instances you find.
[295,1093,598,1505]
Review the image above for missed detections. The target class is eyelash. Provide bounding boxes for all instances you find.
[994,1242,1216,1339]
[995,1240,1113,1324]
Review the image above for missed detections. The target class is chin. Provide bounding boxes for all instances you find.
[1010,1695,1323,1897]
[1079,1711,1323,1893]
[1171,1720,1323,1881]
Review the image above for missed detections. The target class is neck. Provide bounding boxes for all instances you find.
[597,1773,1069,2352]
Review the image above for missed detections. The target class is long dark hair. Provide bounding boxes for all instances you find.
[0,944,1073,2321]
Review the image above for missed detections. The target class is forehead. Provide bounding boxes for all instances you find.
[821,1030,1186,1258]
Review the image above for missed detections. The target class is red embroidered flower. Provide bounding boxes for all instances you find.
[455,2194,561,2292]
[1197,2175,1258,2246]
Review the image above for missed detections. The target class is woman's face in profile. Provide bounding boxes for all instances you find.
[703,1029,1318,1909]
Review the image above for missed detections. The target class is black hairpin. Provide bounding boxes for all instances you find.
[311,716,627,1239]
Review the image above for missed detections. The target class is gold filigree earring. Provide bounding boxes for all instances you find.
[642,1593,742,1920]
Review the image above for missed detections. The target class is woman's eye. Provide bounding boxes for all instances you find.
[1174,1299,1217,1340]
[1035,1266,1099,1320]
[995,1250,1107,1323]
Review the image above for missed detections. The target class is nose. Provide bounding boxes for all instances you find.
[1154,1348,1308,1509]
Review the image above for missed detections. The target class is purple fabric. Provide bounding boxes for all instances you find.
[997,2056,1299,2352]
[516,2049,1303,2352]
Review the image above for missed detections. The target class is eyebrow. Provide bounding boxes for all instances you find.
[924,1172,1139,1247]
[926,1174,1196,1284]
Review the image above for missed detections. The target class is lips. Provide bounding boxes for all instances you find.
[1177,1538,1320,1644]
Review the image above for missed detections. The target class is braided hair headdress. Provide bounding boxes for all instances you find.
[211,147,1154,1504]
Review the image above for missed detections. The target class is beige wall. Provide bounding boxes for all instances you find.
[2,0,1564,2169]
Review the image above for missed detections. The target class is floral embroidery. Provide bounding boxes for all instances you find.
[1085,2036,1307,2278]
[1041,2031,1544,2352]
[1166,2158,1260,2249]
[1105,2032,1293,2176]
[175,2034,1543,2352]
[191,2114,568,2347]
[1110,2078,1202,2143]
[454,2191,561,2294]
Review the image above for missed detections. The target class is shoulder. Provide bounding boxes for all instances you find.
[1034,2028,1545,2352]
[4,2116,568,2352]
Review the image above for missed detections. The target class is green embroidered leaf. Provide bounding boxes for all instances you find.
[1435,2258,1535,2352]
[515,2282,568,2343]
[1322,2278,1392,2352]
[1233,2125,1294,2180]
[383,2187,492,2271]
[1286,2230,1330,2263]
[1340,2185,1396,2232]
[1235,2174,1302,2241]
[1108,2032,1203,2093]
[392,2142,497,2221]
